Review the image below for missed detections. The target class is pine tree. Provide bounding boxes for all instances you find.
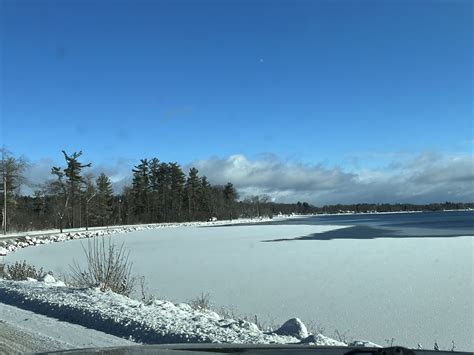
[131,159,150,222]
[96,173,113,226]
[184,167,201,221]
[199,176,213,220]
[223,182,238,220]
[169,163,185,221]
[157,162,171,222]
[148,158,161,222]
[51,150,91,229]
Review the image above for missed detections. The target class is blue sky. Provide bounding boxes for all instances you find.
[1,0,473,203]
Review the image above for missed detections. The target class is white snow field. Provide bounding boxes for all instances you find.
[2,222,473,351]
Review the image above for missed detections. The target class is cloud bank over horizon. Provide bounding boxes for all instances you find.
[23,151,473,206]
[190,152,473,205]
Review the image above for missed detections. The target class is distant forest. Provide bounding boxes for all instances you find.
[1,149,472,233]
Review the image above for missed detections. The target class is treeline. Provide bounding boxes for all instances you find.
[310,202,474,214]
[0,149,311,232]
[1,148,472,233]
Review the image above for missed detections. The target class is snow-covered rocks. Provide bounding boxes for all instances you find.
[300,334,347,346]
[40,274,56,284]
[39,274,65,287]
[349,340,382,348]
[274,318,309,339]
[0,278,343,346]
[0,246,8,256]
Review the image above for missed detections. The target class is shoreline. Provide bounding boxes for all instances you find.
[0,216,296,257]
[2,209,472,256]
[2,208,471,238]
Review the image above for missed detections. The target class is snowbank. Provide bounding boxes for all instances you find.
[0,278,345,346]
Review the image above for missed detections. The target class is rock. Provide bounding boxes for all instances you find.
[274,318,308,339]
[40,274,56,284]
[349,340,382,348]
[0,247,8,256]
[300,334,348,346]
[300,334,319,344]
[176,303,193,312]
[238,320,260,333]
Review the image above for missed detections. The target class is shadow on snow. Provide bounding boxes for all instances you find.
[261,225,468,242]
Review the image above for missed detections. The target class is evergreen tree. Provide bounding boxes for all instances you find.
[131,159,150,221]
[96,173,113,226]
[199,176,213,220]
[157,162,171,221]
[169,163,185,221]
[184,167,201,220]
[223,182,238,220]
[148,158,161,222]
[121,185,134,224]
[51,150,91,229]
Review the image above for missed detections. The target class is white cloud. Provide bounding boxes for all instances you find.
[22,151,473,205]
[190,152,474,205]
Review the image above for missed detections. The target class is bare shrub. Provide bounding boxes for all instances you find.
[306,320,326,335]
[334,329,352,344]
[190,292,211,311]
[214,304,274,331]
[0,263,6,279]
[69,237,135,296]
[4,260,48,281]
[137,276,155,305]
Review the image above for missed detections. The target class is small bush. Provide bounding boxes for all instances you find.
[69,237,136,296]
[190,292,211,311]
[3,260,48,281]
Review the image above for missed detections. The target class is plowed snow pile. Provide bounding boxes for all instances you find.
[0,278,345,346]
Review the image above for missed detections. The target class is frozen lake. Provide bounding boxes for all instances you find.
[5,213,474,350]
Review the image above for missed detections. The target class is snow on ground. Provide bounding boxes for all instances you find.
[0,278,345,347]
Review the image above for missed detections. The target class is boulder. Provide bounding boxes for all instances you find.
[274,318,308,339]
[40,274,56,284]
